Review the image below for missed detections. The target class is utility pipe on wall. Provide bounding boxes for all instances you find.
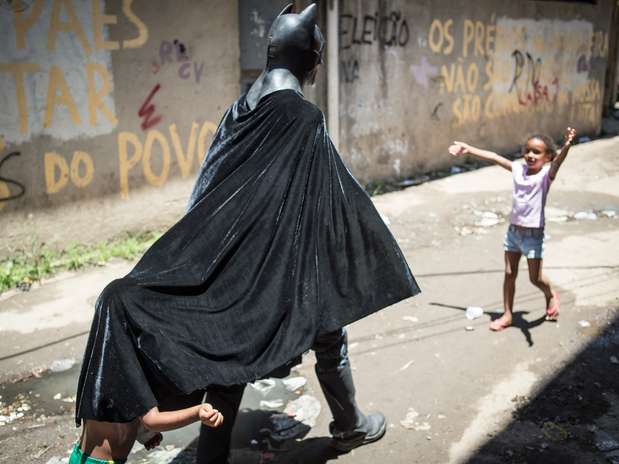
[327,0,340,149]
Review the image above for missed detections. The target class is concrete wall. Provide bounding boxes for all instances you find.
[0,0,240,214]
[338,0,614,182]
[1,0,615,251]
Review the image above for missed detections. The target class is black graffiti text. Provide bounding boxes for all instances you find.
[0,151,26,203]
[339,10,410,49]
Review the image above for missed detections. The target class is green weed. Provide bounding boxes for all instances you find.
[0,231,162,294]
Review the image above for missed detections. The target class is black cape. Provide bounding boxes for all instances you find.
[75,89,420,423]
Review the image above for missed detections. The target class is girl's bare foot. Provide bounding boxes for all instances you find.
[489,314,512,331]
[546,291,560,320]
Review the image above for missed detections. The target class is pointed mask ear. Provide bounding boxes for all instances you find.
[298,3,317,26]
[276,3,294,18]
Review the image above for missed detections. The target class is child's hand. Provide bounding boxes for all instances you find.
[564,127,576,145]
[199,403,224,428]
[448,141,471,157]
[144,432,163,450]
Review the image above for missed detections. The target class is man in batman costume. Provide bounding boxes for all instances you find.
[75,3,419,463]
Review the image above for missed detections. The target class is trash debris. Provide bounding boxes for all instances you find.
[397,176,430,187]
[465,306,484,320]
[545,207,570,223]
[284,395,321,427]
[262,413,310,442]
[403,316,418,323]
[473,211,501,227]
[260,399,284,409]
[398,360,415,372]
[53,393,62,400]
[400,407,420,429]
[465,326,475,331]
[282,377,307,392]
[250,379,277,396]
[577,136,591,143]
[593,430,619,452]
[610,356,619,365]
[414,422,431,431]
[450,166,464,174]
[61,396,76,403]
[33,446,50,459]
[49,358,76,373]
[16,281,33,292]
[0,411,24,426]
[578,320,591,328]
[457,226,473,236]
[44,458,69,464]
[574,211,597,221]
[437,414,446,419]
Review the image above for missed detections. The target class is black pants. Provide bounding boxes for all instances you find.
[196,328,366,464]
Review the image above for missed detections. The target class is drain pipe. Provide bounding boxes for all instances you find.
[327,0,340,149]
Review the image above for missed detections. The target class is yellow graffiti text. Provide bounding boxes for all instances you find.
[462,19,496,58]
[13,0,45,49]
[44,150,95,194]
[44,65,82,128]
[0,62,40,134]
[143,129,171,187]
[122,0,149,48]
[170,122,199,177]
[92,0,120,50]
[570,80,602,127]
[0,181,9,211]
[86,62,117,126]
[13,0,148,52]
[118,120,216,199]
[48,0,92,55]
[440,62,479,94]
[428,19,454,55]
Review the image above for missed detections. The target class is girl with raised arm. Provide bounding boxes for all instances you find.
[449,127,576,331]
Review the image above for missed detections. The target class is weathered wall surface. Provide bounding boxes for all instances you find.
[0,0,239,215]
[338,0,613,182]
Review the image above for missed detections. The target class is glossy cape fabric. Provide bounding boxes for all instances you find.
[75,90,420,424]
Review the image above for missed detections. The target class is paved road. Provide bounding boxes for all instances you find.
[1,136,618,464]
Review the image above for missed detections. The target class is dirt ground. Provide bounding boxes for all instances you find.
[1,135,618,464]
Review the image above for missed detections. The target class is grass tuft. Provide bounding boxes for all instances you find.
[0,231,162,294]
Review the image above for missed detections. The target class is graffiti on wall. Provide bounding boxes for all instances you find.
[0,137,26,211]
[508,50,560,107]
[151,39,205,83]
[339,10,410,49]
[0,0,150,143]
[422,16,607,128]
[339,6,411,84]
[0,0,218,210]
[138,83,163,130]
[42,120,217,199]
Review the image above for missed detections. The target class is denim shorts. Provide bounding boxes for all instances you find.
[503,224,545,259]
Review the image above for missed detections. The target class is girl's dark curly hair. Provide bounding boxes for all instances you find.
[524,134,558,159]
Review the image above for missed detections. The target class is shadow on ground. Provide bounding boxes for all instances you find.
[465,310,619,464]
[167,409,344,464]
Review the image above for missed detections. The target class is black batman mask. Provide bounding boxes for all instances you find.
[267,3,324,80]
